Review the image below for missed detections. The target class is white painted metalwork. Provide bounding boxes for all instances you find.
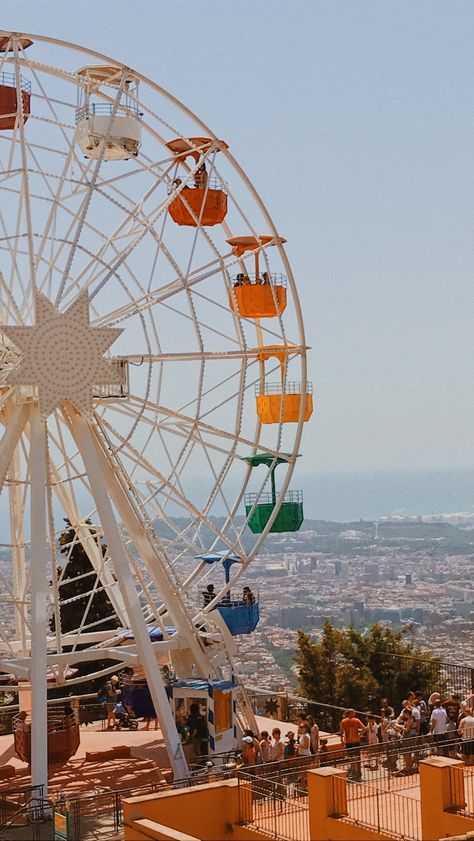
[0,31,310,788]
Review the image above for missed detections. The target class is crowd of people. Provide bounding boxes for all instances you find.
[239,713,326,767]
[338,689,474,780]
[240,689,474,778]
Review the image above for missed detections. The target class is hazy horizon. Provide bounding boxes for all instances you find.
[299,466,474,521]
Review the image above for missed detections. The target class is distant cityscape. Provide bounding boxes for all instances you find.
[233,513,474,689]
[0,511,472,694]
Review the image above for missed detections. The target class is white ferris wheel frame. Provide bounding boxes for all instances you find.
[0,30,311,785]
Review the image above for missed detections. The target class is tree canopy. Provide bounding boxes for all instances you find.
[295,620,443,719]
[51,519,119,637]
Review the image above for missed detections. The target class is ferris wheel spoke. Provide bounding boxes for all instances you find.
[7,440,29,650]
[0,404,29,492]
[139,483,206,554]
[93,254,229,328]
[11,49,37,314]
[192,426,244,548]
[0,257,23,323]
[122,346,306,363]
[55,72,131,306]
[67,156,228,306]
[57,148,189,306]
[95,414,244,554]
[124,393,289,461]
[47,453,129,629]
[59,166,170,305]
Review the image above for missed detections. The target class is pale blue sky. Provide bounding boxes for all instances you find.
[2,1,473,486]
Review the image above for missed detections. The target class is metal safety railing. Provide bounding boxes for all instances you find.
[245,490,303,506]
[75,102,141,123]
[0,70,31,92]
[231,736,469,795]
[255,381,313,396]
[340,776,422,840]
[55,781,167,840]
[245,683,369,732]
[450,765,474,818]
[0,697,107,737]
[370,651,474,702]
[0,784,46,839]
[237,771,309,841]
[167,175,227,193]
[231,272,288,287]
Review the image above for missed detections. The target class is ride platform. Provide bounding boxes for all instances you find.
[0,722,171,797]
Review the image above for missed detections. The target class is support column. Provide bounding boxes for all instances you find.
[69,410,189,780]
[419,756,471,841]
[307,766,348,841]
[8,445,27,653]
[29,406,49,796]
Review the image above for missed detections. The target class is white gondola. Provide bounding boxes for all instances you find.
[75,65,141,160]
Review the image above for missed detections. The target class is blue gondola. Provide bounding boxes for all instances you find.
[195,552,260,636]
[216,600,260,635]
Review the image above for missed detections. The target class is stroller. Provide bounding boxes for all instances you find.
[113,701,138,730]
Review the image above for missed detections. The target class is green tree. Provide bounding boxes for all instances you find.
[295,620,443,719]
[51,519,119,636]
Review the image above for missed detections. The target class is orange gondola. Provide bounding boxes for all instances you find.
[166,137,228,227]
[227,236,288,318]
[255,382,314,424]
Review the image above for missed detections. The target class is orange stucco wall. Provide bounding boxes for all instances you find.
[419,757,474,840]
[123,779,271,841]
[307,768,388,841]
[126,819,200,841]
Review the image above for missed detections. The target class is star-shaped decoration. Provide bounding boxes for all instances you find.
[2,291,123,418]
[264,697,279,716]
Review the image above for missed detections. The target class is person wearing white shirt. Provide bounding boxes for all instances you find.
[411,705,421,734]
[269,728,285,763]
[459,712,474,766]
[430,700,448,755]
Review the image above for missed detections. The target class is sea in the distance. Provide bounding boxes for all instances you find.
[299,468,474,521]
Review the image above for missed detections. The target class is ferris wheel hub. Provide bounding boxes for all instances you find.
[2,291,124,418]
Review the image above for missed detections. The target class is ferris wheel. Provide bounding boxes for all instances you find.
[0,31,312,784]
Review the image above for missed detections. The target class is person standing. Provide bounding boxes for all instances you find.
[459,709,474,766]
[415,692,430,735]
[188,703,209,757]
[105,675,120,729]
[194,162,208,190]
[202,584,215,606]
[396,708,416,775]
[296,723,312,758]
[259,731,271,762]
[430,699,448,755]
[306,715,320,755]
[269,728,285,763]
[243,729,261,762]
[284,731,296,758]
[363,715,380,770]
[340,709,364,781]
[241,736,257,766]
[380,698,395,720]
